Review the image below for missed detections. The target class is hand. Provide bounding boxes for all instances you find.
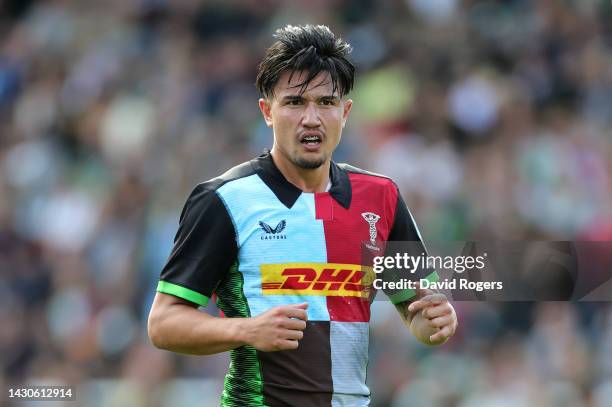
[243,302,308,351]
[407,289,457,345]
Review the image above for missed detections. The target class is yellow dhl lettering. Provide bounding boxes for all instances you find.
[260,263,374,297]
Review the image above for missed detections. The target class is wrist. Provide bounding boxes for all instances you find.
[233,317,253,347]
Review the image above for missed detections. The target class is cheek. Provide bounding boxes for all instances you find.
[325,108,343,121]
[323,112,343,131]
[273,111,297,128]
[272,114,299,144]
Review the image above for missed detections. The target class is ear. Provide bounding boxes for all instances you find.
[341,99,353,128]
[259,98,273,127]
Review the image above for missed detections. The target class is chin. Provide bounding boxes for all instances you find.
[294,156,326,169]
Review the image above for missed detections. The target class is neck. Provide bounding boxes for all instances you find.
[270,148,330,193]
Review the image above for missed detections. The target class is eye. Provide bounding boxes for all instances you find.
[287,99,302,105]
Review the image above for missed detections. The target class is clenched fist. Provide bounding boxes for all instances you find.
[399,288,458,346]
[243,303,309,351]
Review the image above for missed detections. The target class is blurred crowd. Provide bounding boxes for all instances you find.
[1,0,612,405]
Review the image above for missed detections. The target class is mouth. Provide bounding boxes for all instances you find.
[299,132,323,148]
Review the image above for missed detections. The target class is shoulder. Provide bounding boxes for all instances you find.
[337,163,398,191]
[195,160,257,194]
[179,159,258,217]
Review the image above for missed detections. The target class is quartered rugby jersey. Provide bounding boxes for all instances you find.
[157,153,438,407]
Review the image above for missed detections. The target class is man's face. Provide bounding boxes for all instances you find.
[259,70,352,170]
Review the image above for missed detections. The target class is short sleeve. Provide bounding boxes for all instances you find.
[382,187,439,304]
[157,184,238,306]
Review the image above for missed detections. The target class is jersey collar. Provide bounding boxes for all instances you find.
[252,152,352,210]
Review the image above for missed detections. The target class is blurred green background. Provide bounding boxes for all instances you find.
[1,0,612,406]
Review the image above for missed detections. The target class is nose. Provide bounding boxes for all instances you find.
[302,102,321,127]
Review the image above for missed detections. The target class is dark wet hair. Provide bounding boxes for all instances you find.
[256,25,355,99]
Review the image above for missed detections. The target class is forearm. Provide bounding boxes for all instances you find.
[148,299,249,355]
[149,292,309,354]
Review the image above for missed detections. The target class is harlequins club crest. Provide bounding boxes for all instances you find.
[362,212,380,250]
[259,220,287,240]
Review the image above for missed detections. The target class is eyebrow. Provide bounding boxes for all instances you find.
[281,95,340,102]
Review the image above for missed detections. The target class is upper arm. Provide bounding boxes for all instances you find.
[152,291,199,311]
[149,291,199,323]
[147,291,204,348]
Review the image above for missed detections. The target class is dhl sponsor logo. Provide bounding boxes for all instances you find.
[260,263,374,297]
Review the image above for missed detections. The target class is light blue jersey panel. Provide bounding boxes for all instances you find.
[216,175,330,321]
